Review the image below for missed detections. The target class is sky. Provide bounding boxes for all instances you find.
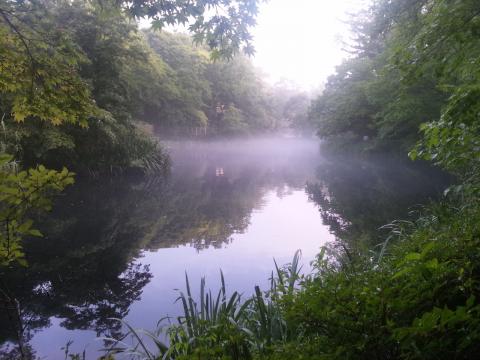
[252,0,364,90]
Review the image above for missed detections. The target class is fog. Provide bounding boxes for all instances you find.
[164,136,321,187]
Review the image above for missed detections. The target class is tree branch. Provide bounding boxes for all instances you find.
[0,8,37,96]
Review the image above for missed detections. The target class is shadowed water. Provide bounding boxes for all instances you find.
[0,137,449,359]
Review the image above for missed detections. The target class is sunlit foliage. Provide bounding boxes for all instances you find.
[0,0,98,126]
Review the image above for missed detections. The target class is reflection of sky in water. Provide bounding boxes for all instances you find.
[30,188,332,359]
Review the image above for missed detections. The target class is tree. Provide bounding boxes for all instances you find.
[403,0,480,180]
[309,58,378,145]
[145,29,274,135]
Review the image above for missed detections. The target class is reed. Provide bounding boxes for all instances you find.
[103,250,303,359]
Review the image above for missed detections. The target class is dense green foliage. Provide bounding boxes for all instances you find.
[309,0,480,155]
[274,196,480,359]
[144,30,276,135]
[0,0,260,125]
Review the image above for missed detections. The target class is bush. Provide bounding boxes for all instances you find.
[280,195,480,359]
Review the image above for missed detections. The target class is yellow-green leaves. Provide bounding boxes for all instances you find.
[0,153,74,266]
[0,3,98,126]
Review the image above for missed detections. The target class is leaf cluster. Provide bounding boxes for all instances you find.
[0,153,74,265]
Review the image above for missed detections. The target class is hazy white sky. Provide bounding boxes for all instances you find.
[252,0,364,89]
[141,0,365,89]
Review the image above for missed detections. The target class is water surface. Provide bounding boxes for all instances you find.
[0,137,448,358]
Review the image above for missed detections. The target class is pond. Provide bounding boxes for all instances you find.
[0,137,449,359]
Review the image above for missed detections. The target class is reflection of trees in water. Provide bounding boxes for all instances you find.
[306,155,451,252]
[0,176,156,355]
[0,176,170,355]
[0,341,37,360]
[0,141,319,354]
[0,289,40,360]
[1,262,150,358]
[148,166,265,250]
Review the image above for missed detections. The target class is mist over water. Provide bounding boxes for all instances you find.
[2,137,448,358]
[165,136,321,185]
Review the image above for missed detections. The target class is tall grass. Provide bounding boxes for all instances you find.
[103,250,303,359]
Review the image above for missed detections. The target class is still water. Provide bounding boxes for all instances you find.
[1,137,448,358]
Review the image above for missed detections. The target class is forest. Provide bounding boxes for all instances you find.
[1,0,480,359]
